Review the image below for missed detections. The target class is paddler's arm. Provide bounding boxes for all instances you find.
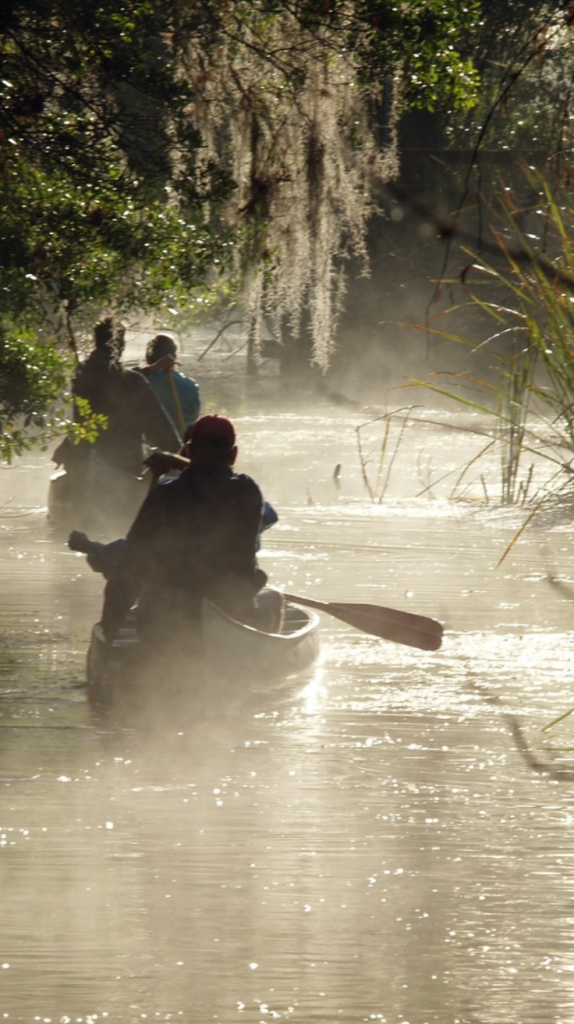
[261,500,278,531]
[140,353,175,376]
[143,449,189,476]
[69,531,127,579]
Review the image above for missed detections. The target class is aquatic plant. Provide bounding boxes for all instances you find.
[406,167,574,519]
[356,407,417,503]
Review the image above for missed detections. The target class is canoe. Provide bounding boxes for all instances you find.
[86,598,321,712]
[202,599,320,679]
[48,449,148,537]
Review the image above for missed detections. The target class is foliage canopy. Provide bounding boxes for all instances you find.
[0,0,482,456]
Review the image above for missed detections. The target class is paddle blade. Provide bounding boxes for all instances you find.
[284,594,443,651]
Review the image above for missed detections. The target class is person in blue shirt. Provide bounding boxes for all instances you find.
[141,334,200,435]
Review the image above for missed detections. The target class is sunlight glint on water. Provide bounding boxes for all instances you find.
[1,357,574,1023]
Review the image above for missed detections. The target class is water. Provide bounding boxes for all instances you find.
[2,346,574,1023]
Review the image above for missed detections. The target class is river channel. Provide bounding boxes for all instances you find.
[2,338,574,1024]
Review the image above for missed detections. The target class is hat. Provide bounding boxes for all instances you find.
[190,414,236,449]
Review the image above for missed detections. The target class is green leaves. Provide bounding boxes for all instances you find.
[0,0,486,458]
[0,328,111,462]
[0,0,482,344]
[344,0,481,109]
[0,0,236,332]
[0,328,68,462]
[0,330,67,423]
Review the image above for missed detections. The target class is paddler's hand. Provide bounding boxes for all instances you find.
[68,530,92,553]
[144,353,176,375]
[144,449,189,476]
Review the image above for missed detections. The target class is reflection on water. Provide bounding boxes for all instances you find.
[3,363,574,1023]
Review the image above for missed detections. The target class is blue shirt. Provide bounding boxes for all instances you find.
[148,370,200,433]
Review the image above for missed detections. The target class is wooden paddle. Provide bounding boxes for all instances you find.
[283,593,443,651]
[87,630,112,706]
[167,367,187,438]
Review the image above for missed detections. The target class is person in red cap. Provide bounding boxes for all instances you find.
[97,414,268,653]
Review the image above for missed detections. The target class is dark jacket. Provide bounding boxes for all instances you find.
[100,461,264,641]
[72,350,180,475]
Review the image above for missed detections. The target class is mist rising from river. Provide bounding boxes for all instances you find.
[3,331,574,1023]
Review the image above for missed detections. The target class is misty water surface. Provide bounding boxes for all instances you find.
[2,344,574,1024]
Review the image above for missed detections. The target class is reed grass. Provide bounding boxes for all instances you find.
[356,407,416,503]
[404,167,574,522]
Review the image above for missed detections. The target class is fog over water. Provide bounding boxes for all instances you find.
[2,335,574,1024]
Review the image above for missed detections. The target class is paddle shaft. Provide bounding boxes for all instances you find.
[167,369,187,438]
[283,593,443,651]
[88,641,111,705]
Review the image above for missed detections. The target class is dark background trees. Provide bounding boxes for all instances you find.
[326,2,574,391]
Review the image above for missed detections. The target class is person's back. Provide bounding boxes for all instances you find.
[73,318,180,476]
[143,334,200,434]
[100,415,264,645]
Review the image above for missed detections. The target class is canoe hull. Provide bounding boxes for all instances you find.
[87,600,321,712]
[201,600,321,680]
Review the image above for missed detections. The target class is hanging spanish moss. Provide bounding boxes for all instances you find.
[177,3,399,369]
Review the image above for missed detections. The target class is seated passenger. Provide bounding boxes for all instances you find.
[97,415,274,647]
[68,501,278,579]
[138,333,201,436]
[55,317,180,477]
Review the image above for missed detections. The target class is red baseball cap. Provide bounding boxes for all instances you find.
[190,414,236,449]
